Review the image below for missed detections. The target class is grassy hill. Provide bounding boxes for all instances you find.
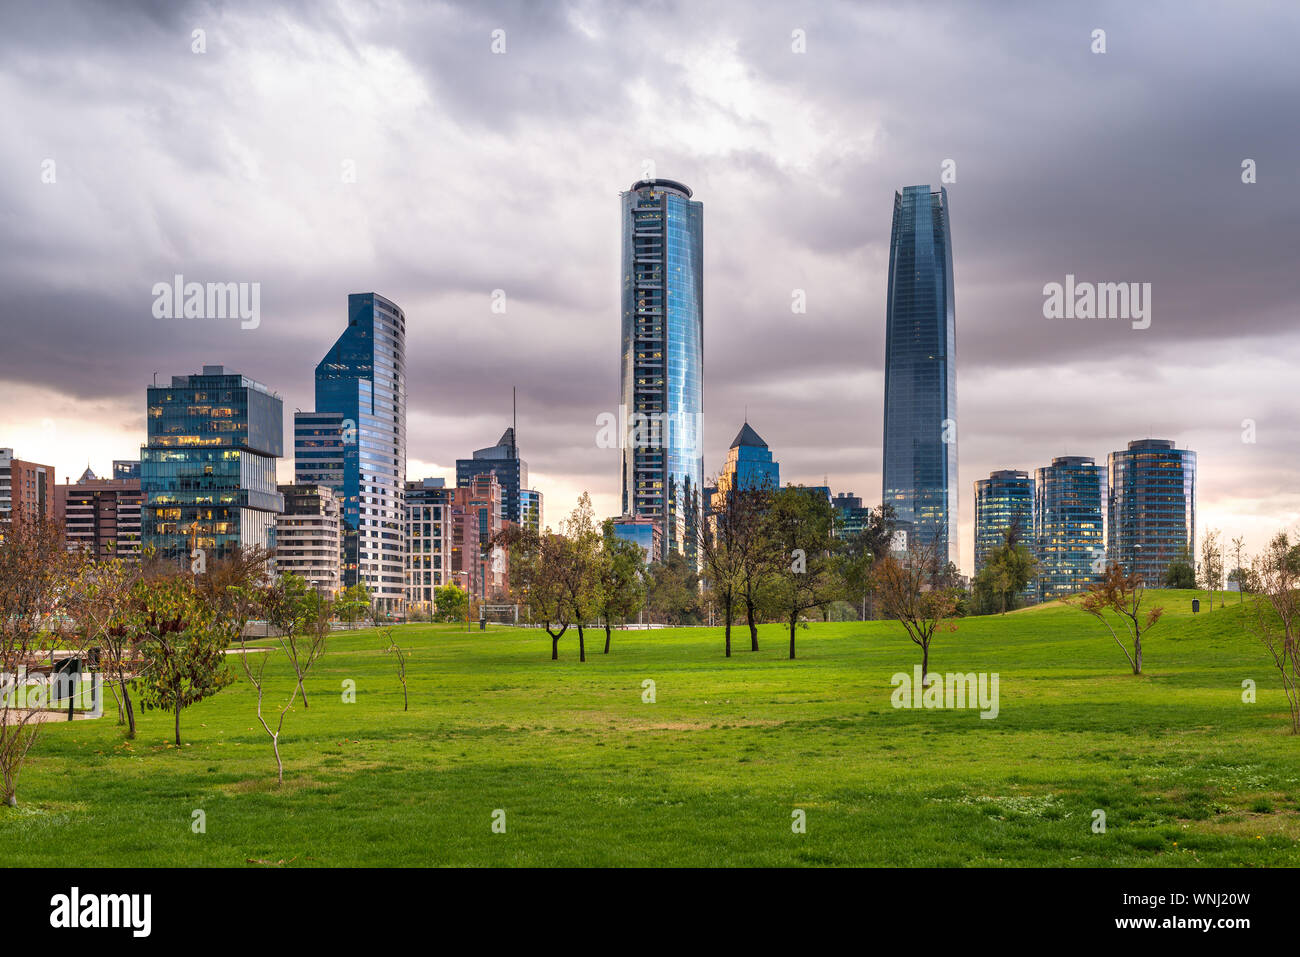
[4,587,1295,866]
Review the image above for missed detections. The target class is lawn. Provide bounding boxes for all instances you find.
[3,589,1296,867]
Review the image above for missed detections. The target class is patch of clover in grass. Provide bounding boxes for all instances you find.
[940,792,1069,822]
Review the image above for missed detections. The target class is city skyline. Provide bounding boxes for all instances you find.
[2,1,1299,574]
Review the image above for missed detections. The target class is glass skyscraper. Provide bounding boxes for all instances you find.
[141,365,283,562]
[309,293,407,613]
[456,427,527,527]
[1107,439,1196,585]
[1034,456,1106,601]
[619,178,703,562]
[715,421,779,502]
[974,470,1035,570]
[882,185,958,567]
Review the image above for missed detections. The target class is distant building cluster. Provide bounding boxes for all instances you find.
[4,178,1199,613]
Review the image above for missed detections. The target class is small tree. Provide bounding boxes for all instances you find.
[1075,563,1164,675]
[1246,532,1300,733]
[432,584,468,624]
[1230,535,1247,603]
[596,523,645,654]
[68,557,147,737]
[873,538,959,680]
[555,494,601,662]
[261,573,330,709]
[381,624,409,712]
[1200,528,1224,611]
[764,487,841,660]
[136,574,234,746]
[698,478,745,657]
[336,582,372,629]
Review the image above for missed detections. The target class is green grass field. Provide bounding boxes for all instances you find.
[3,589,1296,867]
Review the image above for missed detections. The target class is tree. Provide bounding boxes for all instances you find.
[336,582,372,629]
[135,574,233,746]
[972,523,1038,615]
[732,487,777,647]
[1200,528,1224,611]
[381,624,409,712]
[698,476,747,656]
[1246,532,1300,733]
[68,556,147,737]
[1230,535,1247,603]
[596,523,645,654]
[1162,546,1196,589]
[238,580,331,786]
[555,494,601,662]
[873,537,960,680]
[432,584,467,624]
[837,504,896,620]
[260,572,330,709]
[765,487,841,660]
[1075,562,1164,675]
[0,517,80,806]
[645,551,703,626]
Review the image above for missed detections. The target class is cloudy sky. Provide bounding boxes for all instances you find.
[2,0,1297,572]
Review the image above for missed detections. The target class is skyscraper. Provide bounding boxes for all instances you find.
[715,421,779,504]
[140,365,283,561]
[620,178,703,563]
[1034,456,1106,601]
[974,469,1035,570]
[882,184,958,567]
[311,293,407,614]
[1107,439,1197,585]
[456,426,527,527]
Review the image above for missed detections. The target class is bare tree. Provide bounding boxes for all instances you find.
[1247,532,1300,733]
[1075,563,1164,675]
[873,537,959,680]
[382,624,409,712]
[1200,528,1224,612]
[0,518,80,806]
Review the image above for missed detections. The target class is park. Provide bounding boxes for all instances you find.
[3,588,1296,867]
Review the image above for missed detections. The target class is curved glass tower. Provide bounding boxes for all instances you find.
[1107,439,1196,584]
[882,185,957,567]
[313,292,407,613]
[1034,456,1106,600]
[620,178,703,562]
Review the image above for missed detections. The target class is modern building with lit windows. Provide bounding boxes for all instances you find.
[1034,456,1106,601]
[974,470,1035,570]
[275,484,342,596]
[1107,439,1197,585]
[0,448,55,531]
[140,365,284,562]
[714,422,779,509]
[311,293,407,615]
[881,184,958,567]
[619,178,703,564]
[55,466,143,560]
[405,477,452,616]
[456,426,530,528]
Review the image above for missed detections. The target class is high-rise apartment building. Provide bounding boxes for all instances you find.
[140,366,283,561]
[619,178,703,564]
[448,472,508,602]
[55,467,144,560]
[1107,439,1197,585]
[1034,456,1106,601]
[0,448,55,531]
[275,484,342,596]
[405,477,452,615]
[882,184,958,567]
[310,293,407,614]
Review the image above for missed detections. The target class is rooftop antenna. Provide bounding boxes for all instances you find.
[512,386,517,455]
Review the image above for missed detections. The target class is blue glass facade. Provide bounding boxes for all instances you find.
[620,179,703,562]
[1107,439,1196,584]
[1034,456,1106,600]
[882,185,958,567]
[716,422,778,504]
[311,293,407,612]
[975,469,1037,603]
[141,365,283,562]
[456,427,527,527]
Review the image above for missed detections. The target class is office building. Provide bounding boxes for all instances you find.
[456,426,528,527]
[518,487,542,534]
[405,477,452,615]
[619,177,704,564]
[974,470,1035,570]
[832,492,872,538]
[140,366,283,562]
[448,472,508,602]
[882,184,958,567]
[714,422,779,508]
[610,514,663,565]
[1034,456,1106,601]
[275,484,342,596]
[54,467,144,560]
[311,292,407,614]
[1107,439,1197,585]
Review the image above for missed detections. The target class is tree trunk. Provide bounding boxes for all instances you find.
[551,635,559,660]
[604,619,612,654]
[921,643,929,683]
[273,732,283,786]
[724,596,733,657]
[122,679,136,739]
[746,594,759,651]
[788,613,797,659]
[174,704,182,747]
[1133,634,1142,675]
[578,624,586,662]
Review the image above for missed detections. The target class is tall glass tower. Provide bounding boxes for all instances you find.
[1034,456,1106,601]
[974,469,1034,570]
[620,178,703,562]
[1107,439,1196,585]
[311,292,407,614]
[882,185,958,567]
[715,421,779,503]
[141,365,283,562]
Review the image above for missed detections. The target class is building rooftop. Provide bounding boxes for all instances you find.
[730,422,768,449]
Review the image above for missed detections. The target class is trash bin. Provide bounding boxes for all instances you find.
[52,656,81,702]
[1192,599,1201,613]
